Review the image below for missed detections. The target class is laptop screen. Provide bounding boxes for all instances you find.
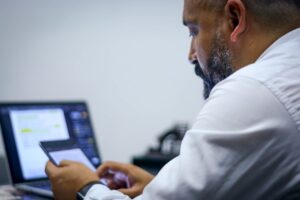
[0,102,101,184]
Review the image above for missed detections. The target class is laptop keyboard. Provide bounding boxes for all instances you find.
[27,180,52,190]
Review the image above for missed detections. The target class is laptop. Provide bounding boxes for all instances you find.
[0,101,102,198]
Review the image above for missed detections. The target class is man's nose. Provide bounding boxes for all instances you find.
[188,39,197,64]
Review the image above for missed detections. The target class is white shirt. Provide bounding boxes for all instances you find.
[85,28,300,200]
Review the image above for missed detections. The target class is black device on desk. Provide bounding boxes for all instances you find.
[133,124,188,175]
[0,101,101,198]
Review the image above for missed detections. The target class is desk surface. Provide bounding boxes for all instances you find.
[0,157,52,200]
[0,185,52,200]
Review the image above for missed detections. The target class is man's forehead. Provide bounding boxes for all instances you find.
[184,0,203,13]
[184,0,226,8]
[183,0,202,25]
[183,0,225,23]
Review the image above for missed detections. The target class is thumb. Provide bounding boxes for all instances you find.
[45,160,57,176]
[118,185,142,198]
[59,159,77,167]
[45,160,59,179]
[97,161,129,177]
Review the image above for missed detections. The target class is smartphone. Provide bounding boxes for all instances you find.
[39,139,96,172]
[40,139,130,189]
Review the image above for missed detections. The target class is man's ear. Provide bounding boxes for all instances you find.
[225,0,247,42]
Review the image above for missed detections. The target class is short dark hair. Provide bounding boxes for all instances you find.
[202,0,300,29]
[242,0,300,29]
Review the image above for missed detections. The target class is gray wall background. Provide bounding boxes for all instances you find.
[0,0,204,163]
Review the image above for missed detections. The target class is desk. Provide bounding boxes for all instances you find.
[0,185,52,200]
[132,153,175,175]
[0,157,52,200]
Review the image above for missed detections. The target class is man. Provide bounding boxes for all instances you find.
[45,0,300,199]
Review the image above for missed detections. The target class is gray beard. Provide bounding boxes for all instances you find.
[194,32,233,99]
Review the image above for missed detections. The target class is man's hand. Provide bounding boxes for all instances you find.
[45,160,99,200]
[97,161,154,198]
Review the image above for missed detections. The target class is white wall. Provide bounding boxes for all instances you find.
[0,0,204,162]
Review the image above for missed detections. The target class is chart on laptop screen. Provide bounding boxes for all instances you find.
[9,109,70,180]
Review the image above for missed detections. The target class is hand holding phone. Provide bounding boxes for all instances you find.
[40,140,131,189]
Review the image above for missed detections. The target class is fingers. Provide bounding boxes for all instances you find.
[96,161,129,177]
[118,187,141,198]
[46,160,79,178]
[45,160,59,178]
[59,160,79,167]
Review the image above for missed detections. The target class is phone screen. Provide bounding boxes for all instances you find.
[40,140,97,172]
[48,148,96,172]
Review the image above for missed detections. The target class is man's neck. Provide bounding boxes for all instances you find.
[233,24,300,71]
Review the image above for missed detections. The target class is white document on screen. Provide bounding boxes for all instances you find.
[9,109,70,180]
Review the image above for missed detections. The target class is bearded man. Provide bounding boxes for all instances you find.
[46,0,300,199]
